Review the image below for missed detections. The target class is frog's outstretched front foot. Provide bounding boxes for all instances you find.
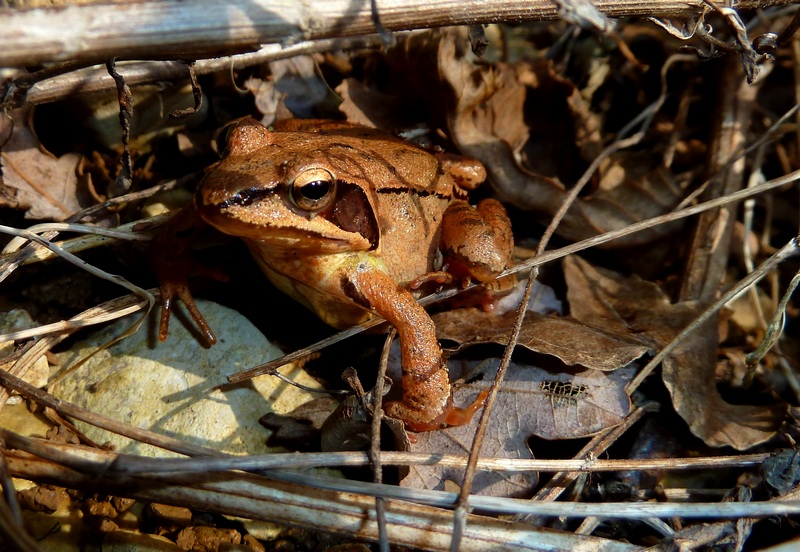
[157,278,217,346]
[385,390,489,432]
[151,207,218,346]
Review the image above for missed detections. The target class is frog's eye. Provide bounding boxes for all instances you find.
[291,168,337,212]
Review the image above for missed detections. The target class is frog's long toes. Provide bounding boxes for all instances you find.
[443,390,489,427]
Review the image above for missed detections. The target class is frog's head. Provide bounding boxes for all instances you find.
[195,118,379,254]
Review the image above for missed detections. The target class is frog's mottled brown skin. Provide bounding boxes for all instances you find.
[159,118,512,431]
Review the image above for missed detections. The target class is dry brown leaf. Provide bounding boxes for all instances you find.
[403,361,635,496]
[464,360,636,441]
[0,109,86,219]
[244,77,283,125]
[515,60,599,179]
[434,309,650,372]
[269,56,333,119]
[337,78,412,131]
[562,69,604,162]
[437,28,686,247]
[565,252,671,333]
[402,376,535,498]
[564,256,787,450]
[247,55,334,125]
[662,317,786,450]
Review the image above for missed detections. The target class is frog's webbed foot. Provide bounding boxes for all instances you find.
[151,207,218,346]
[385,390,489,432]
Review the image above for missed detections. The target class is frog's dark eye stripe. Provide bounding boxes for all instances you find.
[221,187,273,208]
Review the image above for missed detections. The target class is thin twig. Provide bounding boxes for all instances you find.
[77,448,779,476]
[678,55,761,302]
[504,167,800,278]
[0,214,170,269]
[0,367,217,458]
[11,38,386,108]
[677,100,800,211]
[742,139,771,331]
[452,65,683,544]
[0,439,22,524]
[0,177,184,277]
[223,469,800,519]
[0,446,640,551]
[106,58,134,195]
[0,491,40,552]
[526,403,658,513]
[745,269,800,373]
[372,329,395,552]
[453,136,643,546]
[0,226,154,341]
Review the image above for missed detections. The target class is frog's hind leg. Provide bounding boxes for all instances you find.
[345,265,484,431]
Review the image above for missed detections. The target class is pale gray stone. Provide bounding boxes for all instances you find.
[0,308,49,395]
[51,299,321,457]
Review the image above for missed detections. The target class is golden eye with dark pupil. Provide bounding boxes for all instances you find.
[291,168,336,211]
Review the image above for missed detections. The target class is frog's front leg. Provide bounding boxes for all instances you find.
[151,206,218,346]
[440,198,513,285]
[344,263,485,432]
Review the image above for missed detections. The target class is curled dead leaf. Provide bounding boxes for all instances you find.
[1,109,86,220]
[564,255,787,450]
[662,317,787,450]
[434,308,650,372]
[403,361,635,497]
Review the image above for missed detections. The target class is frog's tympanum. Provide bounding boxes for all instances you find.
[158,118,513,431]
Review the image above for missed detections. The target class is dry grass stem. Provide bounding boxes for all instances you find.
[2,442,627,552]
[10,38,386,109]
[4,436,799,523]
[626,237,800,394]
[1,1,795,67]
[0,225,154,341]
[452,67,665,546]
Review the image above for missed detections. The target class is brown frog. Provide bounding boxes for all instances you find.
[158,118,513,431]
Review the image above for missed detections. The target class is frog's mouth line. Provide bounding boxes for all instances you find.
[208,217,363,253]
[198,200,375,254]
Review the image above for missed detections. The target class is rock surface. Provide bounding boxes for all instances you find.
[0,308,50,393]
[50,299,320,457]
